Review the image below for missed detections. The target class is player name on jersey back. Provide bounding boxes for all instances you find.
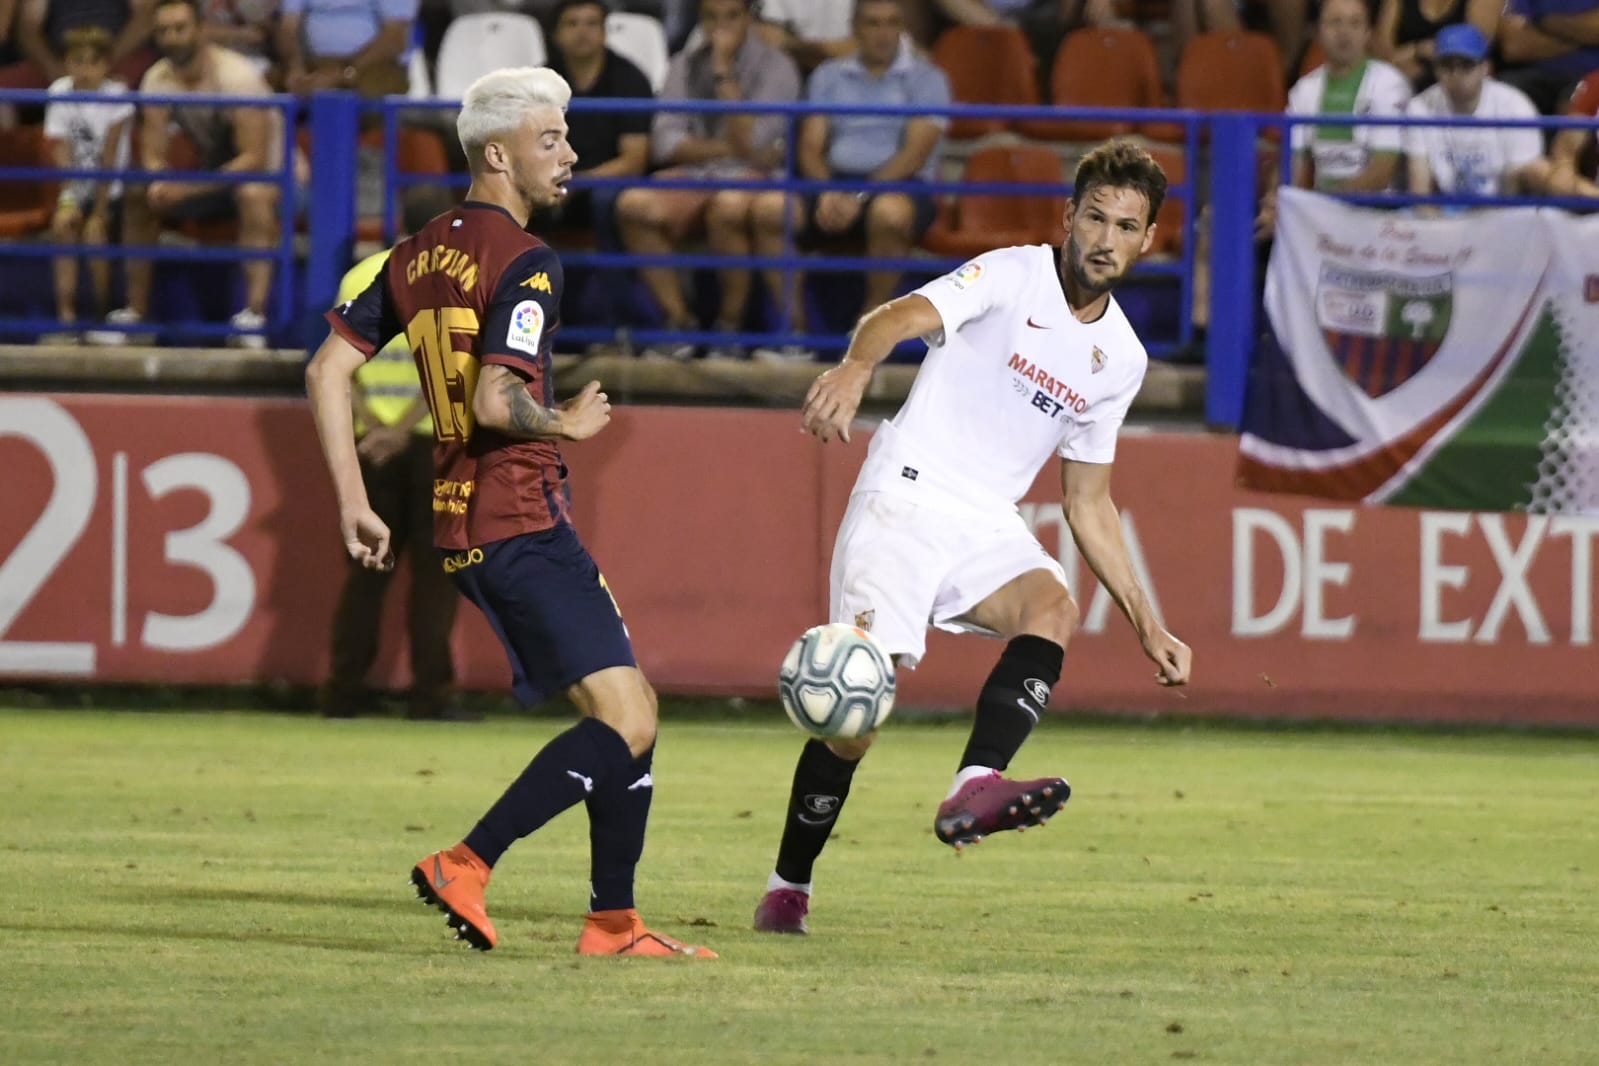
[328,202,572,549]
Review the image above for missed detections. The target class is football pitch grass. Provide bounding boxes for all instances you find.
[2,706,1596,1065]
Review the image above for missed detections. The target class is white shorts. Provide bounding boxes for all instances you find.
[829,491,1067,668]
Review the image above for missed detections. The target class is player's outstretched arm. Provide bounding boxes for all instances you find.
[473,364,611,441]
[1061,459,1191,686]
[802,294,943,443]
[306,332,393,571]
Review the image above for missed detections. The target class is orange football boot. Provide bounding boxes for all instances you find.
[410,844,497,950]
[575,909,718,958]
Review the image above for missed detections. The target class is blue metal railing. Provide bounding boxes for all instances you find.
[5,89,1593,428]
[365,96,1202,359]
[0,89,300,342]
[0,89,1200,361]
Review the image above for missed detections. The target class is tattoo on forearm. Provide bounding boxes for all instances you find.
[498,373,559,437]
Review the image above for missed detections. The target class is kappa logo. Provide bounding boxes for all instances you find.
[854,609,875,632]
[1025,678,1051,705]
[520,271,553,293]
[566,769,595,794]
[1090,347,1107,374]
[627,773,654,791]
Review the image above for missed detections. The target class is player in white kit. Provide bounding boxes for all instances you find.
[754,140,1193,935]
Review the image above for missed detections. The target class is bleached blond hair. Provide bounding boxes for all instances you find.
[456,66,572,160]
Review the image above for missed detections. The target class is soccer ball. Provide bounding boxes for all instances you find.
[777,623,896,739]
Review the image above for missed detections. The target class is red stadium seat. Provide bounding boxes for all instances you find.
[0,125,59,238]
[922,144,1065,258]
[1174,30,1287,133]
[930,25,1039,139]
[1019,26,1166,143]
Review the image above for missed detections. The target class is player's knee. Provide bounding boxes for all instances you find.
[825,732,875,760]
[1023,589,1079,646]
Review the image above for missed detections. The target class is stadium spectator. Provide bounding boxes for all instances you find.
[319,190,464,723]
[91,0,281,348]
[1497,0,1599,116]
[0,0,157,89]
[1545,64,1599,196]
[1373,0,1499,88]
[43,26,133,343]
[199,0,280,82]
[541,0,652,244]
[1287,0,1410,193]
[615,0,800,360]
[278,0,415,96]
[0,0,19,69]
[756,0,853,74]
[749,0,948,361]
[1404,24,1551,201]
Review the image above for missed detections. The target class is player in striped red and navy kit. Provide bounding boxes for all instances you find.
[305,67,715,959]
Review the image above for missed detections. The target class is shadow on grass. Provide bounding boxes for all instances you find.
[105,884,565,925]
[0,916,419,955]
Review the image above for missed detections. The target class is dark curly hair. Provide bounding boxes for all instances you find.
[1073,138,1168,227]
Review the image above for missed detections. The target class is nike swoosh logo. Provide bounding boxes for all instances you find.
[432,856,455,890]
[1026,317,1050,329]
[1016,697,1040,724]
[566,769,595,793]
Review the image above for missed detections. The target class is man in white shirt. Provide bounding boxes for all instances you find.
[1287,0,1411,194]
[751,139,1193,936]
[1405,23,1550,199]
[756,0,854,73]
[1257,0,1408,238]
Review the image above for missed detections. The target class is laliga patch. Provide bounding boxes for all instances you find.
[948,261,983,290]
[507,299,544,355]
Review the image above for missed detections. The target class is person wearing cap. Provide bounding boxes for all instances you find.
[1404,23,1552,200]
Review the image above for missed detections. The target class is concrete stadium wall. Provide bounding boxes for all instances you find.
[2,394,1593,726]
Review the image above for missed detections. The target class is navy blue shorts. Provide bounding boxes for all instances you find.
[442,524,636,708]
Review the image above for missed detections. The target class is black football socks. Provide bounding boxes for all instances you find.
[959,634,1065,772]
[585,745,655,913]
[773,739,861,886]
[463,716,633,868]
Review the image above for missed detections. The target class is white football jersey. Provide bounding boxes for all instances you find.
[853,244,1148,515]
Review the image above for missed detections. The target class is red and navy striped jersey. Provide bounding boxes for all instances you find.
[328,201,570,549]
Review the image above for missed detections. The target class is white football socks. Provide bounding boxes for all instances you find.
[767,871,812,896]
[947,764,998,799]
